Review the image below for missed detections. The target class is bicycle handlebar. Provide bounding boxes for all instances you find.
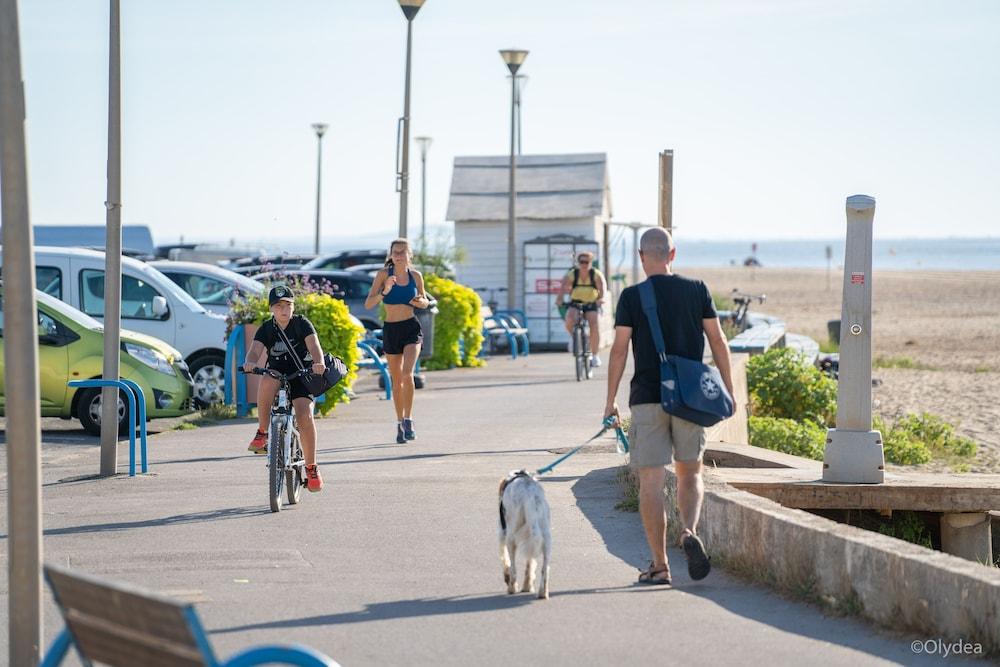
[238,367,312,382]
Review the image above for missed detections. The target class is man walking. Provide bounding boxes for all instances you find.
[604,228,734,584]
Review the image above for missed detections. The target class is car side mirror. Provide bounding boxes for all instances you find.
[152,296,168,318]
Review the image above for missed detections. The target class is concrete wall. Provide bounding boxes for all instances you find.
[662,469,1000,653]
[706,353,750,445]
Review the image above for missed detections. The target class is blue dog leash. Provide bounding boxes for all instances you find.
[536,416,629,476]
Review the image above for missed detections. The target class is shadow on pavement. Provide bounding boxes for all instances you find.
[318,448,554,467]
[0,506,270,540]
[423,379,570,393]
[212,585,644,634]
[572,466,933,664]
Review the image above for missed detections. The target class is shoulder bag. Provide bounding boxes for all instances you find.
[637,280,734,427]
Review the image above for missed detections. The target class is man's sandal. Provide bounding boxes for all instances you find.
[682,534,712,581]
[637,562,672,585]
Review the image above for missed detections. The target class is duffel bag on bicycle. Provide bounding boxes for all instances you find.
[302,352,348,397]
[638,279,734,427]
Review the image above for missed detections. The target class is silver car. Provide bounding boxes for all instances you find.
[150,260,265,316]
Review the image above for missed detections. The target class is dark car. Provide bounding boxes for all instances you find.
[301,249,386,271]
[253,269,378,330]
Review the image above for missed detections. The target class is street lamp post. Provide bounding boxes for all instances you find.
[414,136,432,249]
[396,0,426,239]
[500,49,528,312]
[312,123,328,255]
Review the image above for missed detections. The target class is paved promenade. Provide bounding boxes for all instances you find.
[0,353,975,665]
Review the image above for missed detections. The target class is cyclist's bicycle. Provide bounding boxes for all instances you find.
[239,366,310,513]
[566,300,595,382]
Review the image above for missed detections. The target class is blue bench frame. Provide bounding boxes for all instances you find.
[67,379,148,476]
[481,309,530,359]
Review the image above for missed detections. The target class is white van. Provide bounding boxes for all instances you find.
[1,246,228,406]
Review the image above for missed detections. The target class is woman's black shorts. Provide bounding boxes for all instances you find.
[382,317,423,355]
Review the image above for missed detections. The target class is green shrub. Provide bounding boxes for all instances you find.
[874,412,976,465]
[748,416,826,460]
[747,348,838,426]
[876,511,933,549]
[225,289,363,416]
[423,274,484,370]
[873,355,936,370]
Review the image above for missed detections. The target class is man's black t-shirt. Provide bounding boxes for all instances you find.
[614,274,717,406]
[253,315,317,373]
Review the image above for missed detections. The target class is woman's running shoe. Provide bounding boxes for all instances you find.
[396,423,407,444]
[402,418,416,440]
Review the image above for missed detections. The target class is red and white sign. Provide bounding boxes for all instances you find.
[535,279,563,294]
[850,272,865,285]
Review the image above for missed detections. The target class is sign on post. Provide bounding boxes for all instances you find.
[823,195,885,483]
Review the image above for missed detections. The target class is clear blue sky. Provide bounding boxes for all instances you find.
[16,0,1000,248]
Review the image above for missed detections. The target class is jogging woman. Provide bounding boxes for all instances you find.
[365,238,430,443]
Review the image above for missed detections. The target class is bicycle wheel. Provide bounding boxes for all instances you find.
[268,427,285,513]
[582,327,592,380]
[286,431,303,506]
[574,326,585,381]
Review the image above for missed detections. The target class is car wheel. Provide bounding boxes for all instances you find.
[190,354,226,407]
[77,387,129,436]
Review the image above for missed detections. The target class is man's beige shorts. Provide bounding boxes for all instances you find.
[628,403,706,468]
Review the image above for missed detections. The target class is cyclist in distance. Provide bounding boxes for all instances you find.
[243,285,327,492]
[365,238,431,444]
[558,251,606,367]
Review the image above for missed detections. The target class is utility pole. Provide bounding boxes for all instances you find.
[658,149,673,233]
[1,0,44,661]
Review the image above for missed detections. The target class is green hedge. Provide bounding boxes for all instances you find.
[748,416,826,460]
[226,291,363,416]
[423,274,484,370]
[747,347,837,426]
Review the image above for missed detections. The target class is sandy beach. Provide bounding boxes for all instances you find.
[680,266,1000,473]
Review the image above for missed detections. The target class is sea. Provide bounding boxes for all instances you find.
[659,238,1000,271]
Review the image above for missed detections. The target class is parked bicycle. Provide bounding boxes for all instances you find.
[729,289,767,333]
[239,366,310,512]
[566,300,594,381]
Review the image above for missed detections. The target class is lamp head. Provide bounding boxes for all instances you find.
[499,49,529,75]
[312,123,328,138]
[398,0,426,20]
[414,136,433,156]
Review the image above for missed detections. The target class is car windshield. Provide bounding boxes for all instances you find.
[35,290,103,330]
[135,262,206,313]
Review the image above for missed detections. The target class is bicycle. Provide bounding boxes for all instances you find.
[565,300,595,382]
[239,366,311,513]
[729,289,767,333]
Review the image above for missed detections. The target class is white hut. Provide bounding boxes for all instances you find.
[446,153,613,347]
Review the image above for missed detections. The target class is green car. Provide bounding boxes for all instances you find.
[0,288,194,435]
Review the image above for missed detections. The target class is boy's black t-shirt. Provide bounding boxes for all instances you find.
[614,274,717,406]
[253,315,317,373]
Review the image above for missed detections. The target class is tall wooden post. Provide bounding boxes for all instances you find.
[658,150,673,233]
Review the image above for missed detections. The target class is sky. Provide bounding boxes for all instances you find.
[12,0,1000,250]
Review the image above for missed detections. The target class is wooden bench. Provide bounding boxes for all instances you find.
[728,322,786,356]
[480,306,529,359]
[41,564,339,667]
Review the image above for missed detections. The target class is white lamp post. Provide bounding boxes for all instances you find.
[500,48,528,311]
[312,123,328,254]
[396,0,427,239]
[414,135,432,248]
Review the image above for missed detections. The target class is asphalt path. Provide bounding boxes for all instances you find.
[0,352,977,665]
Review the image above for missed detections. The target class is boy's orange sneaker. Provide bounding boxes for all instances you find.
[306,464,323,492]
[247,430,267,454]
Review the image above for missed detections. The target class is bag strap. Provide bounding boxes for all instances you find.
[273,318,307,372]
[637,280,668,363]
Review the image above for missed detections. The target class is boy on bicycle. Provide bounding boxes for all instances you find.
[243,285,326,492]
[558,251,606,367]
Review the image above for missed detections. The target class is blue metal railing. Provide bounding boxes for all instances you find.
[67,379,148,476]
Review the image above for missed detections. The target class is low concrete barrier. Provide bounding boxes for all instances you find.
[662,467,1000,653]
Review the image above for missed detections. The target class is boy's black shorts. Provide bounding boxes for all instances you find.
[265,368,313,401]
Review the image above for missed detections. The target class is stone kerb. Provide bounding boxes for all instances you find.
[662,468,1000,653]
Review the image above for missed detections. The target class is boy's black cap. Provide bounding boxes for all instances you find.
[268,285,295,306]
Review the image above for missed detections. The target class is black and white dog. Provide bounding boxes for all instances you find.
[498,470,551,599]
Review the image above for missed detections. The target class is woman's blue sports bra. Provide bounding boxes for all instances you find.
[382,266,418,305]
